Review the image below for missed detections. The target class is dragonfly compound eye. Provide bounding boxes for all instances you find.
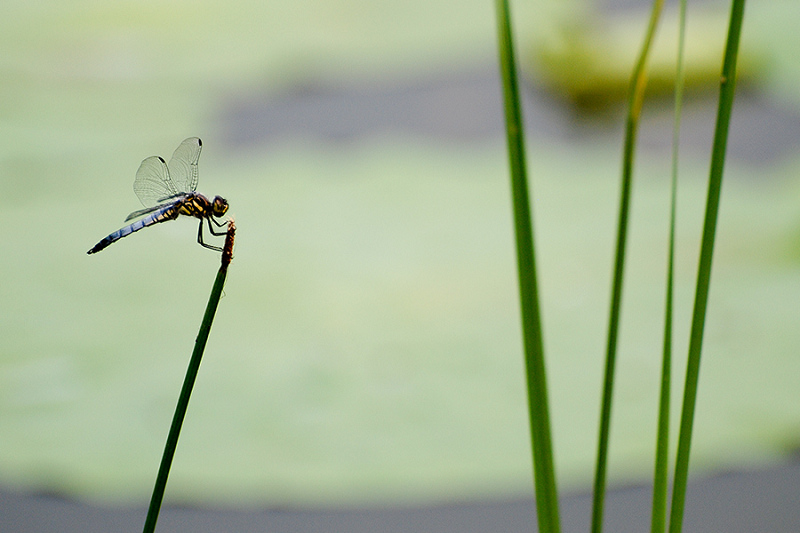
[212,196,229,217]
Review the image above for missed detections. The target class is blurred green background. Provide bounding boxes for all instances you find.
[2,0,800,507]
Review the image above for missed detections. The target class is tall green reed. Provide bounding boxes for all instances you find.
[495,0,560,531]
[669,1,746,531]
[651,1,687,531]
[591,2,666,532]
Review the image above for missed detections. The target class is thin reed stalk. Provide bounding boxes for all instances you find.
[494,0,560,531]
[143,222,236,533]
[591,2,665,531]
[650,2,687,532]
[668,1,746,531]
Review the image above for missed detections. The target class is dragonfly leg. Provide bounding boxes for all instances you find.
[197,219,224,252]
[207,215,228,236]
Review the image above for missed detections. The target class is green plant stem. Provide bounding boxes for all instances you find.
[143,224,235,533]
[668,2,745,532]
[494,1,559,531]
[650,2,687,532]
[591,2,664,532]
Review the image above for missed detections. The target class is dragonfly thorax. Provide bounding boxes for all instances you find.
[177,193,228,220]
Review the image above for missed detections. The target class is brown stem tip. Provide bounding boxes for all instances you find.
[221,220,236,268]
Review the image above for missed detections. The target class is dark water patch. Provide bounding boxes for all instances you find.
[219,62,800,168]
[3,459,799,532]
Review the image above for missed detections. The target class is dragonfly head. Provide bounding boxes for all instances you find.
[211,196,229,217]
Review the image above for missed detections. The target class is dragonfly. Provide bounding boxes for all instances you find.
[87,137,229,255]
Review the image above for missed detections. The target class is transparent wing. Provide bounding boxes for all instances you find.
[124,198,185,222]
[133,156,178,208]
[167,137,202,194]
[125,203,165,221]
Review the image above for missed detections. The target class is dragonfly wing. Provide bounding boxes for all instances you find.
[167,137,201,194]
[124,200,178,221]
[133,155,179,208]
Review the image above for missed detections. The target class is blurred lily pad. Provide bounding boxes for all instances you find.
[526,6,764,109]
